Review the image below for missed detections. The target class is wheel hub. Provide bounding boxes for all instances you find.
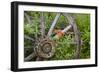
[42,43,52,53]
[36,38,56,59]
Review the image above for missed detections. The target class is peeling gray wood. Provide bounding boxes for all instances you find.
[24,35,34,42]
[47,13,61,37]
[24,13,32,25]
[24,52,36,61]
[62,25,72,33]
[40,12,45,38]
[24,46,33,49]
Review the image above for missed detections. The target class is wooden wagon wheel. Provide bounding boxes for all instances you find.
[24,12,82,61]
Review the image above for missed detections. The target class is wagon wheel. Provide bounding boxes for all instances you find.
[24,12,81,61]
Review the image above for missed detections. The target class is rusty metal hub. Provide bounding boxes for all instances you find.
[36,38,56,59]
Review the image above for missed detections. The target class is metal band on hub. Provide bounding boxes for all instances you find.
[36,38,55,59]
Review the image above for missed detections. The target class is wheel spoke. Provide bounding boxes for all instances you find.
[24,35,34,42]
[47,13,61,37]
[24,46,33,49]
[24,12,32,25]
[40,12,45,38]
[62,25,72,33]
[24,52,36,61]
